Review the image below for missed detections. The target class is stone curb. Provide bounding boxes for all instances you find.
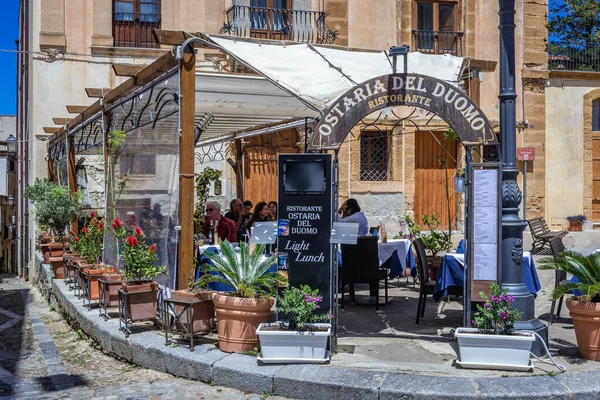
[40,255,597,400]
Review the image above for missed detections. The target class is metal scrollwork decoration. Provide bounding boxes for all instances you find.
[511,238,523,266]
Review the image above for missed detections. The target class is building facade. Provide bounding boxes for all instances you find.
[0,116,18,274]
[19,0,575,277]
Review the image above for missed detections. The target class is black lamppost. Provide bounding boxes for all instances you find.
[498,0,547,356]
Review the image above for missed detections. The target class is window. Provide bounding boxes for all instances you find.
[413,1,461,55]
[250,0,289,39]
[113,0,160,48]
[594,99,600,132]
[120,154,156,176]
[360,131,389,181]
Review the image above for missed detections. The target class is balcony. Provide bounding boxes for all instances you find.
[221,5,337,44]
[548,40,600,73]
[412,30,463,56]
[113,12,161,49]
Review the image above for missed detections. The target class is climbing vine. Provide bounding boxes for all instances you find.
[194,167,222,234]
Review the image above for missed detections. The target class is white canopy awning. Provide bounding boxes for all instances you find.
[206,34,465,111]
[194,35,466,147]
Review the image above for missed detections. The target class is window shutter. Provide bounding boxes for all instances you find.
[593,99,600,132]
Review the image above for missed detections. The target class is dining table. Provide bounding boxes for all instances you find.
[432,251,541,302]
[378,239,417,279]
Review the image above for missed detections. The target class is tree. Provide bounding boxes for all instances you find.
[548,0,600,45]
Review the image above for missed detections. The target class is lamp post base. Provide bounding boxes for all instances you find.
[515,318,548,357]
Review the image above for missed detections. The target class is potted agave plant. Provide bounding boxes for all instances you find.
[198,240,287,353]
[121,225,166,322]
[257,285,332,362]
[455,283,535,371]
[539,251,600,361]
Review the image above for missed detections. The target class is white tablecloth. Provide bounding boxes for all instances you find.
[379,239,412,267]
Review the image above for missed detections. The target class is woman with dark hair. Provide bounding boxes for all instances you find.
[267,201,277,221]
[249,201,270,228]
[339,198,369,235]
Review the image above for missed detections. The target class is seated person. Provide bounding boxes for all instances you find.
[202,200,237,243]
[248,201,270,228]
[338,198,369,236]
[224,198,251,240]
[268,201,278,221]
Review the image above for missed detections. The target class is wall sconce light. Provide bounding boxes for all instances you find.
[7,195,14,207]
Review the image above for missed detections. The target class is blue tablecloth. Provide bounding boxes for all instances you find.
[195,246,277,292]
[432,252,541,302]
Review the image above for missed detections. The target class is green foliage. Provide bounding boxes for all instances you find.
[538,251,600,302]
[473,283,522,336]
[79,212,105,265]
[548,0,600,44]
[24,180,83,244]
[242,347,260,357]
[197,241,286,298]
[194,167,222,234]
[122,226,166,283]
[277,285,332,330]
[404,213,452,258]
[49,303,56,312]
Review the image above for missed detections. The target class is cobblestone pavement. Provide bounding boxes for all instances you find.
[0,274,290,400]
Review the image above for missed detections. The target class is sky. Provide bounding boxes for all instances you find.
[0,0,19,116]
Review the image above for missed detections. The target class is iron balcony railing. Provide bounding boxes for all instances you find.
[221,5,337,44]
[548,40,600,73]
[412,30,464,56]
[113,12,161,49]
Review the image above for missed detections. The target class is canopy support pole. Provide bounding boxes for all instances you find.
[67,132,78,232]
[177,42,196,290]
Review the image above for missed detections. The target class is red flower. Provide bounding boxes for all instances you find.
[112,218,121,230]
[74,236,80,242]
[81,227,88,234]
[149,243,157,253]
[70,229,75,236]
[134,226,143,237]
[127,236,139,247]
[98,221,104,229]
[90,211,96,218]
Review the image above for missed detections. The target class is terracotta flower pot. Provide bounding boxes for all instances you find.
[171,290,216,333]
[428,256,442,281]
[101,272,124,306]
[122,281,158,322]
[83,267,106,300]
[212,293,273,353]
[567,298,600,361]
[569,220,583,232]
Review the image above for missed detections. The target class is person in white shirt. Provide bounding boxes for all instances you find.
[339,198,369,236]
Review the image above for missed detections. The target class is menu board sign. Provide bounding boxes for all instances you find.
[278,154,333,312]
[472,169,499,281]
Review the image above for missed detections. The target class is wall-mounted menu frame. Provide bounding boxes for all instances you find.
[466,163,502,308]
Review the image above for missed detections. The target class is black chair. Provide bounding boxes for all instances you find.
[413,237,436,326]
[340,236,388,311]
[549,236,568,324]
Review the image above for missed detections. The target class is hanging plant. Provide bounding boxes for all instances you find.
[194,167,222,234]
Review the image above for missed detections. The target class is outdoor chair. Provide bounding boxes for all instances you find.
[527,217,567,254]
[549,236,568,324]
[340,236,388,312]
[413,237,436,326]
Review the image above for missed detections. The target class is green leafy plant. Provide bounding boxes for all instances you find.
[473,283,522,335]
[403,213,452,258]
[110,217,128,269]
[277,285,332,330]
[24,179,83,251]
[194,167,222,234]
[122,225,166,283]
[79,212,104,265]
[197,241,286,298]
[538,251,600,302]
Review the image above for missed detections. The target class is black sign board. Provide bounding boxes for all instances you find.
[308,73,497,151]
[278,153,333,312]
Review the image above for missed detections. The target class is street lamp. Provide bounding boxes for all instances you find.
[6,134,16,154]
[7,195,14,208]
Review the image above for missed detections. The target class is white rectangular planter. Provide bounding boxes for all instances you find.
[257,322,331,361]
[455,328,535,371]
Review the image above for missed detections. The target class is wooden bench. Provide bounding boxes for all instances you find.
[526,217,567,253]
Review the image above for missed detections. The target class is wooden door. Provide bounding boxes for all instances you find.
[414,131,458,229]
[244,148,278,204]
[592,133,600,225]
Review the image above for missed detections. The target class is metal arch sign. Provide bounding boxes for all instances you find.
[308,73,497,151]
